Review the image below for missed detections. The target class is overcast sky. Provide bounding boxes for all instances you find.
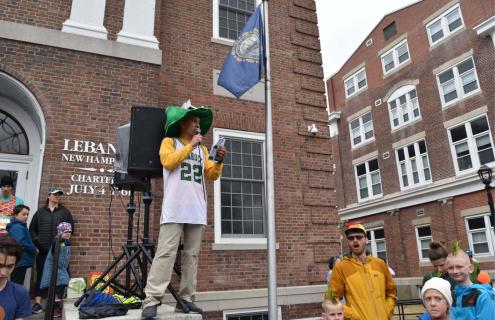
[314,0,419,78]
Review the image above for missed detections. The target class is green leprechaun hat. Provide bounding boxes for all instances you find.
[164,100,213,138]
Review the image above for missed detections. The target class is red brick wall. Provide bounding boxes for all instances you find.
[0,1,333,315]
[343,190,495,278]
[327,0,495,206]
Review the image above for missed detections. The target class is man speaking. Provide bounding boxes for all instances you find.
[142,103,226,319]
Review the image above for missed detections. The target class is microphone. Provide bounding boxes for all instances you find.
[195,128,201,145]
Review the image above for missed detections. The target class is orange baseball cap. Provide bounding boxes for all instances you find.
[344,222,367,235]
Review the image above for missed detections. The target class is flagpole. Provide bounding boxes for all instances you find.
[261,1,277,319]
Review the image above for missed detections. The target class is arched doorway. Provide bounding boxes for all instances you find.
[0,71,46,223]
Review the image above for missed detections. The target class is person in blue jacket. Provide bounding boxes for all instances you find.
[40,222,72,318]
[6,205,37,285]
[447,243,495,320]
[419,277,452,320]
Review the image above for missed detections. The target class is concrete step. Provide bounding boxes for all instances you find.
[63,299,203,320]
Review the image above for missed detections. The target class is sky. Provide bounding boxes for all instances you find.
[314,0,419,78]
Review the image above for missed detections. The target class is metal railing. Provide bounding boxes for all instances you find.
[395,299,424,320]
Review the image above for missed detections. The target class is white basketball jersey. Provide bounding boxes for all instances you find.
[160,139,207,225]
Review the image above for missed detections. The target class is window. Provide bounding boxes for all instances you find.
[214,129,266,244]
[387,85,420,129]
[344,68,367,98]
[415,225,432,261]
[465,215,495,256]
[355,159,382,201]
[436,57,480,106]
[396,140,432,189]
[381,39,410,74]
[383,22,397,40]
[214,0,257,41]
[448,115,495,174]
[426,4,464,46]
[349,112,374,148]
[366,228,387,261]
[226,312,268,320]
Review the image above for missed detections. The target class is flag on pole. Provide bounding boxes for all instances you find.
[218,5,265,98]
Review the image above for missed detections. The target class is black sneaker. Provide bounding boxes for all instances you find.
[32,303,43,314]
[176,299,202,314]
[141,303,159,320]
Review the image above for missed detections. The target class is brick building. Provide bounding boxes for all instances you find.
[0,0,334,318]
[326,0,495,283]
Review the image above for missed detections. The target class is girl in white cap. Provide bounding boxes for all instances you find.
[420,277,452,320]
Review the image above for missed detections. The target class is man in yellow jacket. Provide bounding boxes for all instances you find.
[329,223,396,320]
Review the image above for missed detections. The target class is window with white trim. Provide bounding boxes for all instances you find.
[388,85,420,129]
[344,68,367,98]
[224,307,281,320]
[426,4,464,46]
[381,39,410,74]
[355,158,382,201]
[349,112,374,148]
[226,312,268,320]
[415,225,432,261]
[436,57,480,106]
[396,140,432,190]
[448,115,495,174]
[213,0,257,42]
[366,228,387,261]
[465,214,495,256]
[214,129,266,244]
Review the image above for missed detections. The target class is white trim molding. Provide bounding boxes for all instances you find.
[117,0,160,49]
[62,0,108,39]
[338,170,494,221]
[0,21,162,65]
[474,15,495,47]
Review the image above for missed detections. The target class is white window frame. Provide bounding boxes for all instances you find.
[381,39,411,75]
[366,228,387,261]
[426,4,465,46]
[223,307,282,320]
[447,114,495,175]
[349,111,374,148]
[395,139,432,190]
[436,56,481,107]
[465,214,495,257]
[344,67,367,98]
[355,158,382,202]
[415,224,433,262]
[212,0,261,45]
[387,85,421,129]
[213,128,267,245]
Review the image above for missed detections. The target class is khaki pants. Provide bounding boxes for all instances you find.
[143,223,204,307]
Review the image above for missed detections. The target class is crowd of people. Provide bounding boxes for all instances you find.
[323,222,495,320]
[0,185,74,319]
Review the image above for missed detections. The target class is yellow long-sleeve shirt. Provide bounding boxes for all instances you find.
[159,137,223,180]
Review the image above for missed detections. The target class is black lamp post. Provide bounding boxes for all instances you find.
[478,165,495,230]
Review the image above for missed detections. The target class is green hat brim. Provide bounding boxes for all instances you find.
[164,106,213,138]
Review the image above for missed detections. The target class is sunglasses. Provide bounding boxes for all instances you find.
[347,235,365,241]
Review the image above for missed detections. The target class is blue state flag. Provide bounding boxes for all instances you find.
[218,5,265,98]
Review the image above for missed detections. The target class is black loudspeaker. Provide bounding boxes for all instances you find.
[112,123,147,192]
[127,106,166,177]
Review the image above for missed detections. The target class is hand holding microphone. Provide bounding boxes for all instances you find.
[191,128,202,147]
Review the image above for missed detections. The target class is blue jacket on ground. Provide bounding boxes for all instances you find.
[40,238,71,289]
[450,283,495,320]
[6,219,37,267]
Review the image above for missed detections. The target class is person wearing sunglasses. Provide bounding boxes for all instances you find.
[329,222,396,320]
